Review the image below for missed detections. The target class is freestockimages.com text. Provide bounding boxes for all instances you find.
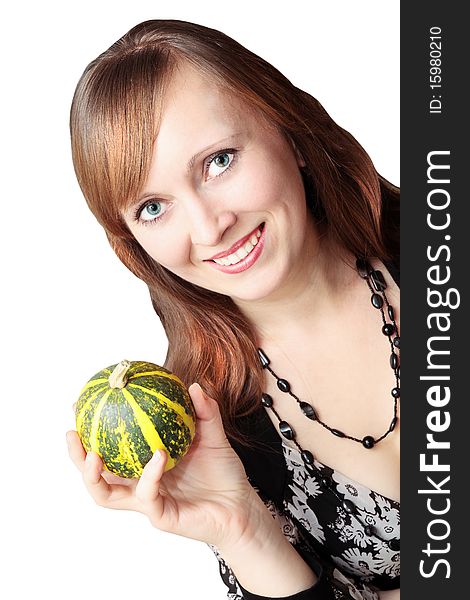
[418,149,459,580]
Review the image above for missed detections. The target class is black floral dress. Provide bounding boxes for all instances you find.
[209,405,400,600]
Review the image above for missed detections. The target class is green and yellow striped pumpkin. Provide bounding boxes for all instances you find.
[75,360,196,478]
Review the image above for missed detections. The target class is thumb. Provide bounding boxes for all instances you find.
[188,382,219,421]
[188,383,228,445]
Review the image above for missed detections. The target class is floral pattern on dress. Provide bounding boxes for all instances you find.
[331,569,379,600]
[208,543,245,600]
[209,442,399,598]
[282,443,400,584]
[286,482,326,544]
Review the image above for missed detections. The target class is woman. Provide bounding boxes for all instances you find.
[66,19,400,599]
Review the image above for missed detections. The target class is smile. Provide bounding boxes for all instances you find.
[213,226,262,265]
[207,223,266,274]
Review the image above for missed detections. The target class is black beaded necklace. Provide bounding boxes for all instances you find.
[256,258,400,550]
[258,258,400,449]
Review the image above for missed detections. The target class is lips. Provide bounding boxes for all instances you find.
[207,222,266,274]
[205,223,265,261]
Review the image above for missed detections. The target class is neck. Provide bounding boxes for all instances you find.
[234,232,360,345]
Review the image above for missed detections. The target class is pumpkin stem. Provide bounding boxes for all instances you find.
[109,360,131,389]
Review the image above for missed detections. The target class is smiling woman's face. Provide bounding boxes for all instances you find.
[122,61,317,304]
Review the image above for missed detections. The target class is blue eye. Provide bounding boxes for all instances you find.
[142,202,163,220]
[206,150,236,179]
[133,200,166,226]
[214,154,230,167]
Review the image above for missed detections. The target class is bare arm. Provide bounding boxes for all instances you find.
[379,590,400,599]
[216,493,318,597]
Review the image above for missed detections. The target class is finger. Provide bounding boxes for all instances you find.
[188,383,228,446]
[101,470,138,487]
[66,430,86,472]
[81,450,127,507]
[84,450,104,484]
[135,450,167,517]
[188,383,219,421]
[82,451,139,509]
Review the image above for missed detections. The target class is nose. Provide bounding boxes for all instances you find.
[186,196,237,248]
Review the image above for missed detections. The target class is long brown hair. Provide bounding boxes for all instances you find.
[70,19,399,446]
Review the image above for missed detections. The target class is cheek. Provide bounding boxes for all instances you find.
[247,165,306,225]
[247,145,303,200]
[233,161,285,210]
[136,229,190,269]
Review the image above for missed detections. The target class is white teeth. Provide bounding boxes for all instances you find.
[216,256,231,266]
[212,225,263,266]
[214,241,254,265]
[236,247,249,260]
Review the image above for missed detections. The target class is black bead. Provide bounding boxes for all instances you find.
[356,258,371,278]
[371,293,384,309]
[257,348,270,368]
[342,499,356,514]
[382,323,395,336]
[370,270,387,292]
[277,378,291,393]
[391,387,400,398]
[390,417,398,431]
[320,477,331,489]
[390,353,398,369]
[387,306,395,321]
[393,336,400,348]
[279,420,295,440]
[261,393,273,408]
[301,450,314,465]
[387,539,400,551]
[331,428,346,438]
[364,525,375,537]
[300,402,317,420]
[362,436,375,449]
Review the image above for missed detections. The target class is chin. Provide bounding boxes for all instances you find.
[230,280,282,303]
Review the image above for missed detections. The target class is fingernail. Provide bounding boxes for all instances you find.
[152,450,161,463]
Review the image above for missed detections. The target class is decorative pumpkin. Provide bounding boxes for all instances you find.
[75,360,196,478]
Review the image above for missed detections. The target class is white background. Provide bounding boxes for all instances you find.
[1,1,399,598]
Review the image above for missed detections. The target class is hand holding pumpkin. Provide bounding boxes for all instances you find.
[67,374,267,550]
